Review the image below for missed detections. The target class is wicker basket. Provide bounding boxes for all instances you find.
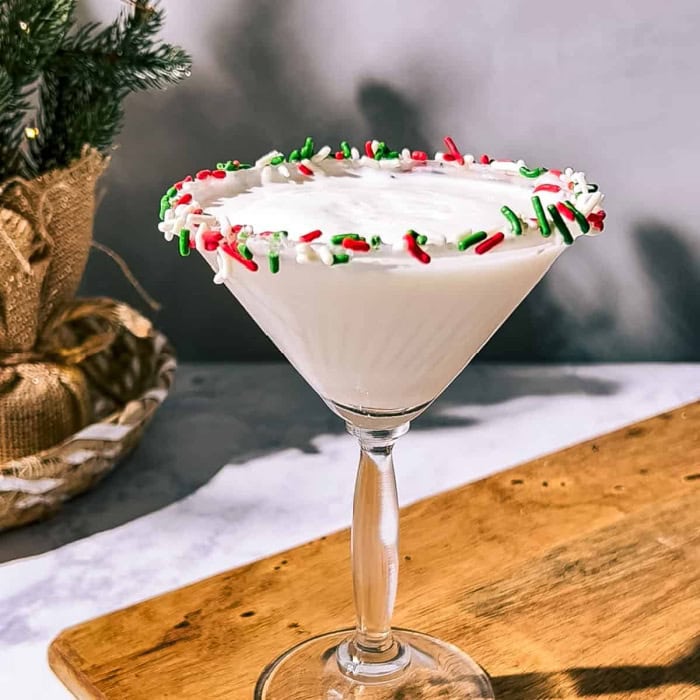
[0,309,176,531]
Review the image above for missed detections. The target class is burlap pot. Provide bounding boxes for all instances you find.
[0,308,176,531]
[0,148,108,460]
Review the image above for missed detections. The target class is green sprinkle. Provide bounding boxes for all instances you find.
[563,201,590,234]
[159,198,170,220]
[374,141,387,160]
[416,234,428,245]
[270,155,285,165]
[519,166,547,178]
[167,186,177,197]
[289,149,300,162]
[275,230,288,238]
[238,163,252,169]
[332,253,350,265]
[330,233,360,245]
[531,196,551,237]
[547,204,573,245]
[587,183,599,193]
[216,162,225,170]
[457,231,488,251]
[340,140,351,158]
[370,235,382,248]
[269,253,280,274]
[178,229,190,257]
[300,136,314,159]
[501,205,523,235]
[237,243,253,260]
[224,160,237,171]
[386,150,400,159]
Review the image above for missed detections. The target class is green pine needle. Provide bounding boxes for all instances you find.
[0,0,191,181]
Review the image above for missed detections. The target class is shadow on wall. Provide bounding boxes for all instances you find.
[80,0,612,363]
[81,0,431,362]
[632,220,700,360]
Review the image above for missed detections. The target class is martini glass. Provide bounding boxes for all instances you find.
[198,234,563,699]
[157,140,605,697]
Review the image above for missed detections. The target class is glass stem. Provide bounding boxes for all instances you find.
[343,424,410,669]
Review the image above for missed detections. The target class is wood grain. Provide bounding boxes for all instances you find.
[49,403,700,699]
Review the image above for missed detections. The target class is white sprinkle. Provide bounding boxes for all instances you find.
[463,154,475,165]
[392,238,407,253]
[164,208,175,221]
[311,145,331,162]
[350,147,360,160]
[401,147,411,160]
[318,245,334,266]
[295,242,317,264]
[213,249,232,284]
[278,164,291,178]
[435,151,446,161]
[181,181,195,193]
[260,164,273,185]
[175,204,191,217]
[195,223,208,252]
[371,139,380,154]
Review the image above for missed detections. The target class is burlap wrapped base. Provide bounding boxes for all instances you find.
[0,148,106,461]
[0,307,176,530]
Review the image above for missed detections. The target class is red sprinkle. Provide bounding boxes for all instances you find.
[298,163,314,176]
[221,242,258,271]
[364,141,374,158]
[231,224,243,234]
[192,208,203,215]
[184,175,193,182]
[411,150,428,161]
[299,229,322,243]
[174,181,183,191]
[549,169,562,177]
[533,183,562,193]
[443,136,465,165]
[404,233,431,264]
[211,170,226,179]
[202,231,223,251]
[442,153,456,162]
[196,169,211,179]
[475,232,505,255]
[479,154,491,164]
[587,211,606,231]
[342,238,371,252]
[335,151,345,160]
[556,202,575,221]
[176,193,192,205]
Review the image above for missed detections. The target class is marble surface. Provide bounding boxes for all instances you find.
[1,363,699,699]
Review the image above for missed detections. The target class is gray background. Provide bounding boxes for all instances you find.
[80,0,700,362]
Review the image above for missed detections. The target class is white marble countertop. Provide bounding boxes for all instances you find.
[1,363,699,699]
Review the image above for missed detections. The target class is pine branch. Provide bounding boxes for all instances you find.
[30,0,191,174]
[0,0,75,180]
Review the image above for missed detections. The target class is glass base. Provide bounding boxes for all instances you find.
[255,628,495,699]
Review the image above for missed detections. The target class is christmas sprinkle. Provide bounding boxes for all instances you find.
[157,135,605,277]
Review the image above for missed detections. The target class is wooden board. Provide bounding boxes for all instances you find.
[49,403,700,699]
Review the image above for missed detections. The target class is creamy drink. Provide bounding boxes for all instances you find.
[157,136,606,699]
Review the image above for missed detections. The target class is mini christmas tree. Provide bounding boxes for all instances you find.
[0,0,190,181]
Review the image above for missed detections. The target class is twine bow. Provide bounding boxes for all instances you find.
[0,297,152,369]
